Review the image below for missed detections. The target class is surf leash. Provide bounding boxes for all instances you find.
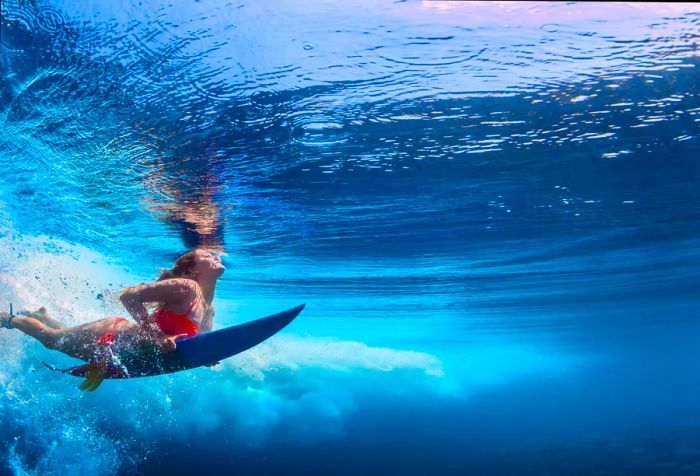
[2,302,15,329]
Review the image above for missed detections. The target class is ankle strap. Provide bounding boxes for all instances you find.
[5,303,15,329]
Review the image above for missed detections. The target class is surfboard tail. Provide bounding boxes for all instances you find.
[65,362,129,379]
[46,361,130,379]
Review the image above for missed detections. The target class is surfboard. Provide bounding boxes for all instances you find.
[62,304,305,379]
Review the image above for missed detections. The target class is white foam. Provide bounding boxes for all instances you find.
[226,334,444,380]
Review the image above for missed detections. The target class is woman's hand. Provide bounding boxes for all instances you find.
[141,325,186,353]
[159,333,189,353]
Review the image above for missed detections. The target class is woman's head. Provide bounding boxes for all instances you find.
[159,249,226,282]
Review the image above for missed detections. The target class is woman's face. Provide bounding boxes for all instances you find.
[191,249,226,279]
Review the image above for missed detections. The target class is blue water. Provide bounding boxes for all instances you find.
[1,1,700,474]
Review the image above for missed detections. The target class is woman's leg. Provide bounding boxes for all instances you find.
[8,315,135,362]
[17,307,65,329]
[7,315,59,347]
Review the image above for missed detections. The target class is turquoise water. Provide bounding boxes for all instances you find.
[1,1,700,474]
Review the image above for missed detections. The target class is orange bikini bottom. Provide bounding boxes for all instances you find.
[94,317,128,346]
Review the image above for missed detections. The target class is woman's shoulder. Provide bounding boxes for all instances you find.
[158,277,198,291]
[153,278,200,304]
[123,278,196,303]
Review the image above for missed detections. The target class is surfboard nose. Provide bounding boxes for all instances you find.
[274,303,305,324]
[291,303,306,315]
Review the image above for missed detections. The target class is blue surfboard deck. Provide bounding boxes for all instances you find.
[65,304,305,379]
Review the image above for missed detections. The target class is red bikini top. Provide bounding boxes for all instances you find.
[153,297,199,337]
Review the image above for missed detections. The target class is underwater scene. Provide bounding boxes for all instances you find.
[1,1,700,474]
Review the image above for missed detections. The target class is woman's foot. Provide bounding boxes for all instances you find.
[1,304,15,329]
[18,307,46,317]
[18,307,64,330]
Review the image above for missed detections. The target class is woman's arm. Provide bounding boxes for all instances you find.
[120,278,197,338]
[200,308,215,333]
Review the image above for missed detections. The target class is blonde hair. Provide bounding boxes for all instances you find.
[158,250,198,281]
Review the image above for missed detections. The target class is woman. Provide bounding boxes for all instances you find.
[1,249,225,390]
